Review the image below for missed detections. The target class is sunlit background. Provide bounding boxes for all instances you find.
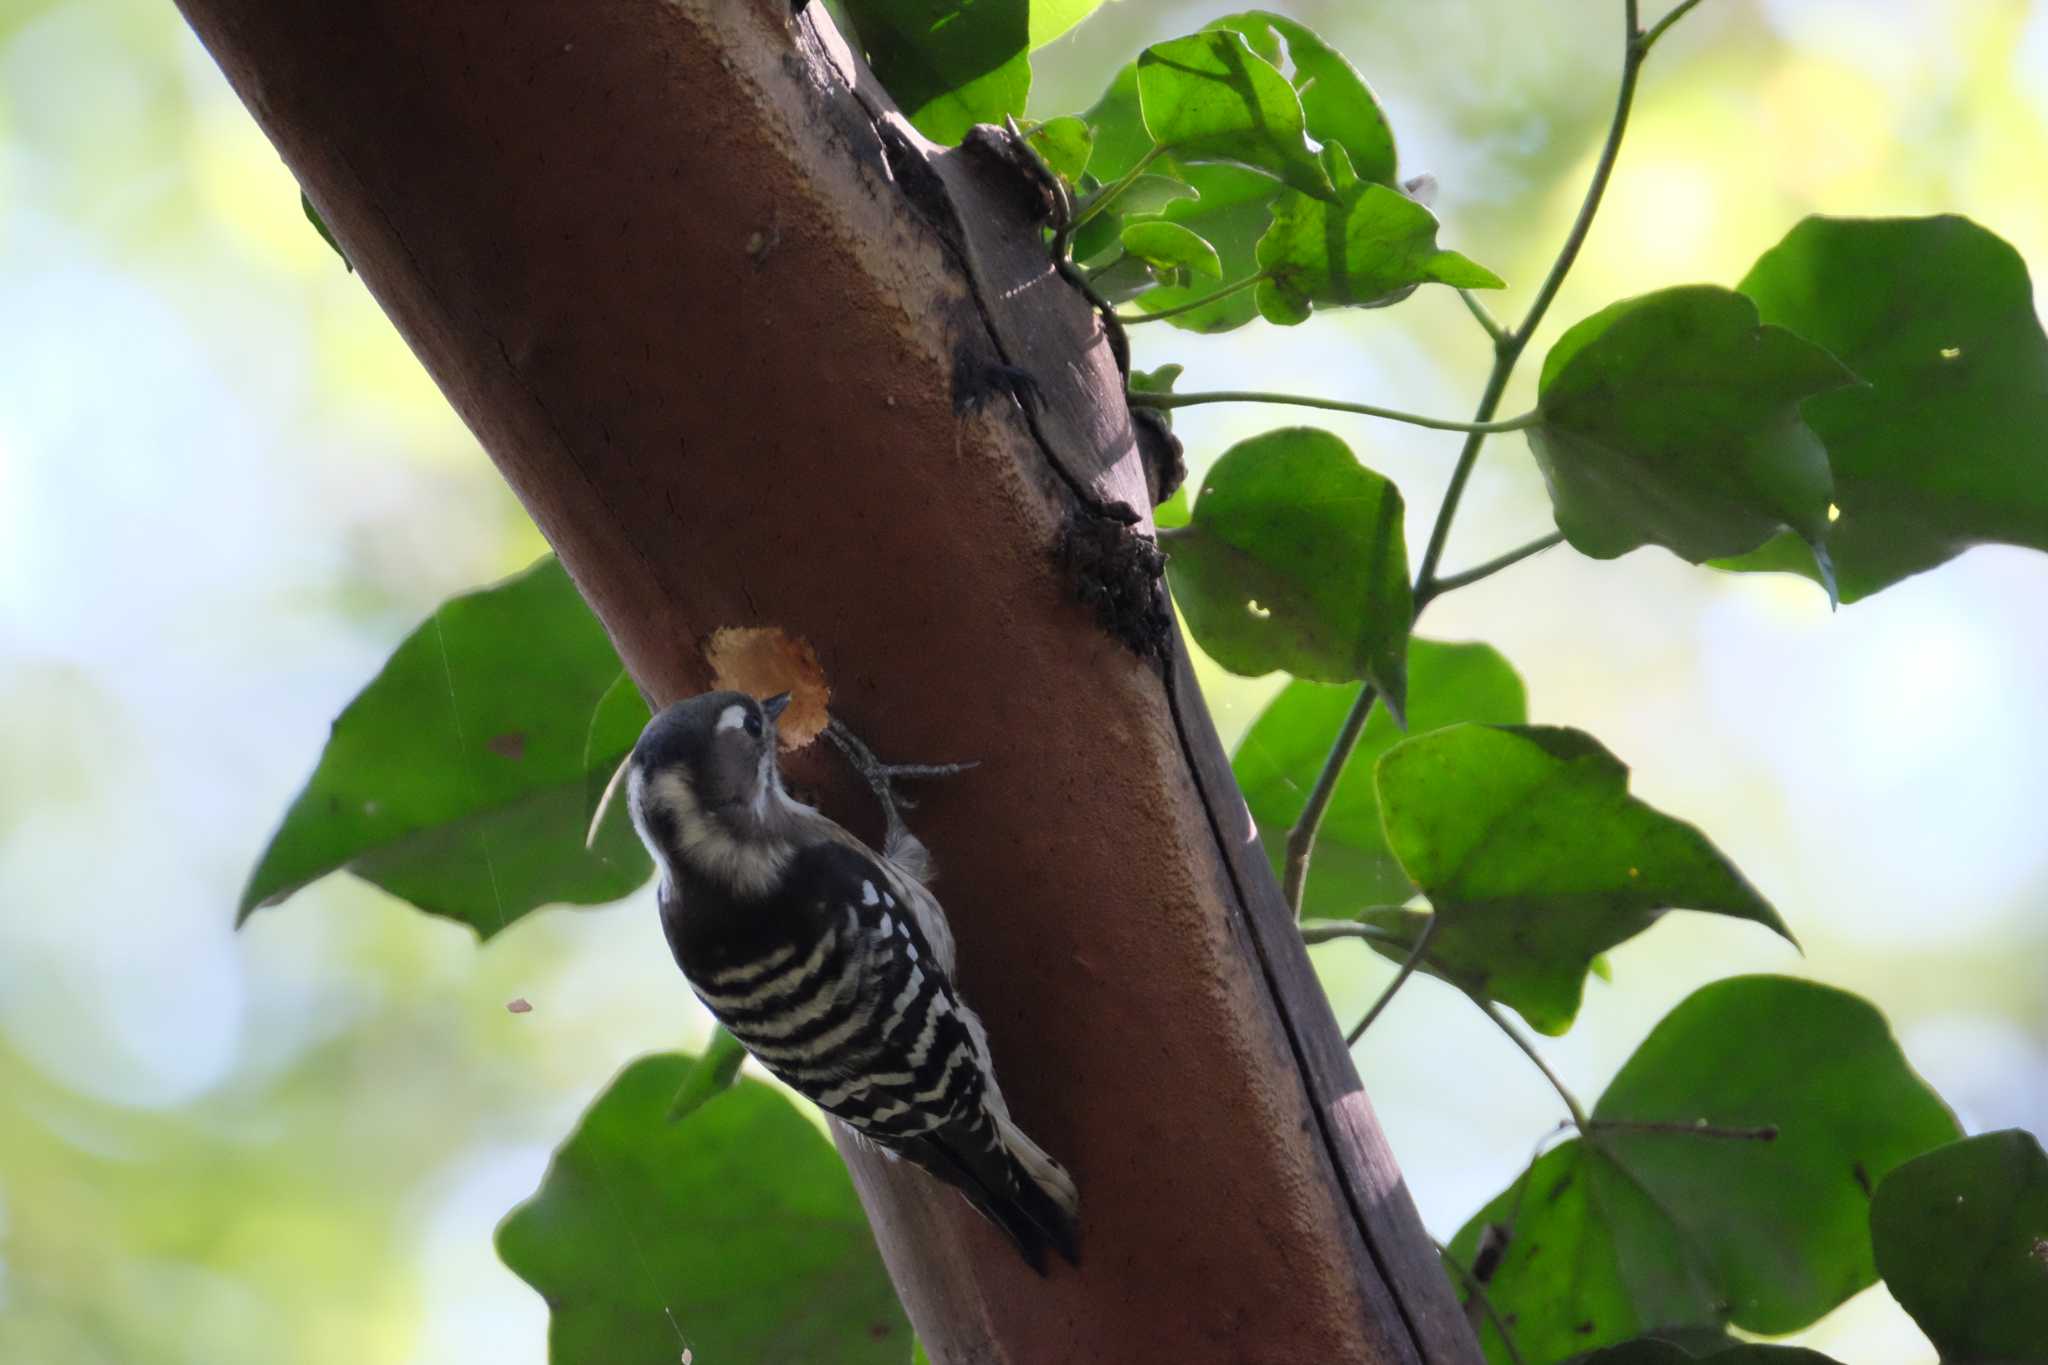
[3,0,2045,1360]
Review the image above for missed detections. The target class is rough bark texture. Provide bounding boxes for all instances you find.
[173,0,1482,1361]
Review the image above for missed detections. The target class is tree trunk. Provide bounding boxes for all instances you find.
[171,0,1483,1360]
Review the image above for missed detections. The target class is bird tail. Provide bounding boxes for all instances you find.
[904,1111,1080,1274]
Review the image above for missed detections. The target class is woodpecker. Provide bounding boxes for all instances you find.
[625,690,1080,1271]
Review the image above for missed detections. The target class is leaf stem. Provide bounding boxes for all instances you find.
[1129,388,1541,435]
[1115,272,1269,325]
[1436,1240,1529,1365]
[1458,288,1507,343]
[1415,532,1567,608]
[1066,144,1167,239]
[1346,915,1442,1043]
[1470,992,1590,1133]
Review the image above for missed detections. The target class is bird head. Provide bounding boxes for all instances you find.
[626,690,798,893]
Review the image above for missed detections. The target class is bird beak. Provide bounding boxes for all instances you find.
[762,692,792,720]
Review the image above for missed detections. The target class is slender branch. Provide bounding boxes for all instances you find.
[1436,1241,1529,1365]
[1299,918,1411,947]
[1346,915,1441,1044]
[1115,272,1268,325]
[1458,288,1508,343]
[1415,532,1566,607]
[1281,684,1377,916]
[1590,1117,1778,1142]
[1470,992,1590,1132]
[1280,0,1674,923]
[1638,0,1707,54]
[1130,388,1541,435]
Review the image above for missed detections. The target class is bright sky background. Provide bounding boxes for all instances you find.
[2,0,2044,1361]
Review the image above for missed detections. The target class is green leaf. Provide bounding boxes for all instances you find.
[498,1054,909,1365]
[839,1,1030,144]
[1136,30,1333,199]
[1129,164,1280,333]
[300,189,351,272]
[1165,427,1411,713]
[1255,144,1501,326]
[1120,219,1222,281]
[1235,640,1525,919]
[1373,725,1791,1033]
[666,1028,750,1122]
[1571,1341,1846,1364]
[1080,60,1148,182]
[1449,977,1961,1363]
[1528,285,1859,599]
[1025,114,1093,184]
[241,557,652,938]
[1027,0,1106,50]
[1204,11,1398,184]
[1870,1129,2048,1363]
[1721,215,2048,601]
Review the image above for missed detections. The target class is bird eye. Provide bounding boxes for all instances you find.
[743,712,763,738]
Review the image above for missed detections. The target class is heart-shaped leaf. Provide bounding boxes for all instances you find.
[1127,163,1280,332]
[241,557,652,938]
[1373,725,1791,1033]
[1120,219,1222,280]
[1205,11,1398,185]
[1449,977,1961,1363]
[1719,215,2048,601]
[1870,1129,2048,1363]
[1254,144,1501,325]
[1164,427,1411,714]
[499,1054,908,1364]
[1136,29,1333,199]
[1235,640,1525,919]
[1528,286,1859,600]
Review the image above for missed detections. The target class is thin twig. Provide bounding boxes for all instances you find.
[1470,992,1590,1132]
[1129,388,1541,435]
[1590,1117,1778,1142]
[1346,915,1442,1043]
[1415,532,1567,607]
[1638,0,1708,54]
[1436,1241,1529,1365]
[1281,684,1376,916]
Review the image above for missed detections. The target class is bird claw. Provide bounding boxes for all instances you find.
[823,719,977,839]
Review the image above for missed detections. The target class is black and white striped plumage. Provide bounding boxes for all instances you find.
[624,690,1079,1271]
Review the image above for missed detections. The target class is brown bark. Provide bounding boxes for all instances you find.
[172,0,1483,1361]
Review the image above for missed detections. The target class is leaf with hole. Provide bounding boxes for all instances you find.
[1717,215,2048,601]
[1236,640,1525,919]
[1254,144,1501,325]
[1527,285,1858,600]
[1136,29,1332,199]
[1870,1128,2048,1363]
[1449,976,1961,1364]
[1373,725,1791,1033]
[1165,427,1411,713]
[498,1053,908,1365]
[240,557,652,937]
